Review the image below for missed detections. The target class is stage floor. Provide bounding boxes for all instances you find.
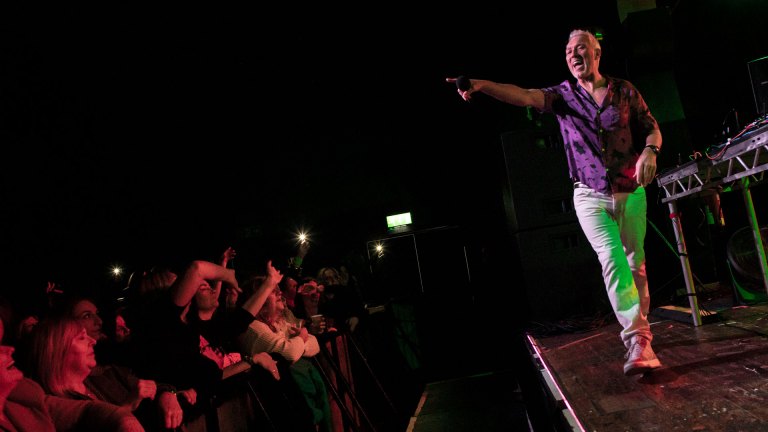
[528,297,768,431]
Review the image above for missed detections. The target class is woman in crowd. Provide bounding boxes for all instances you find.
[59,296,189,430]
[23,315,190,430]
[0,299,143,431]
[239,278,332,432]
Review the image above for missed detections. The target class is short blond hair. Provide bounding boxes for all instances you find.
[568,29,601,50]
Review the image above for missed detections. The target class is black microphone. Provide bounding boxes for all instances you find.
[456,75,471,91]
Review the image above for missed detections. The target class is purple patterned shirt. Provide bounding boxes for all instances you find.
[541,76,659,194]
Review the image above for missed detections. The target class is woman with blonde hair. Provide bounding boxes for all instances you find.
[25,316,97,398]
[26,311,191,430]
[240,277,332,432]
[0,299,143,431]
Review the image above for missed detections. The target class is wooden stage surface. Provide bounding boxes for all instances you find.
[528,298,768,431]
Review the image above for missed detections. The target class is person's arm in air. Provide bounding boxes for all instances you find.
[214,247,239,308]
[446,77,546,110]
[171,261,239,308]
[240,260,283,317]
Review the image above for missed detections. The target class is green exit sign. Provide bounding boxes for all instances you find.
[386,212,412,228]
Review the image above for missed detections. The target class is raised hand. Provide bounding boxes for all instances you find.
[46,281,64,295]
[220,246,237,266]
[216,247,240,307]
[265,260,283,286]
[297,240,310,258]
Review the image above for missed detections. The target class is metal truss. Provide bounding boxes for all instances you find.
[658,126,768,202]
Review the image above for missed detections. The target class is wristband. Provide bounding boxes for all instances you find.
[644,144,660,155]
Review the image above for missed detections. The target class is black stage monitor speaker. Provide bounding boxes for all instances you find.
[500,129,606,322]
[500,129,577,233]
[513,222,608,322]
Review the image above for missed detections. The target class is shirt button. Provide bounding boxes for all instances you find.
[599,128,604,134]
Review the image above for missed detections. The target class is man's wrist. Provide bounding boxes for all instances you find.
[644,144,660,155]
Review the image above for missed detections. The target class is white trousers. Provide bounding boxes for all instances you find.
[574,186,652,348]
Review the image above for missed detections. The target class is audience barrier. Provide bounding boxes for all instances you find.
[191,330,401,432]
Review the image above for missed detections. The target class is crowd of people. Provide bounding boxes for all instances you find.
[0,243,368,432]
